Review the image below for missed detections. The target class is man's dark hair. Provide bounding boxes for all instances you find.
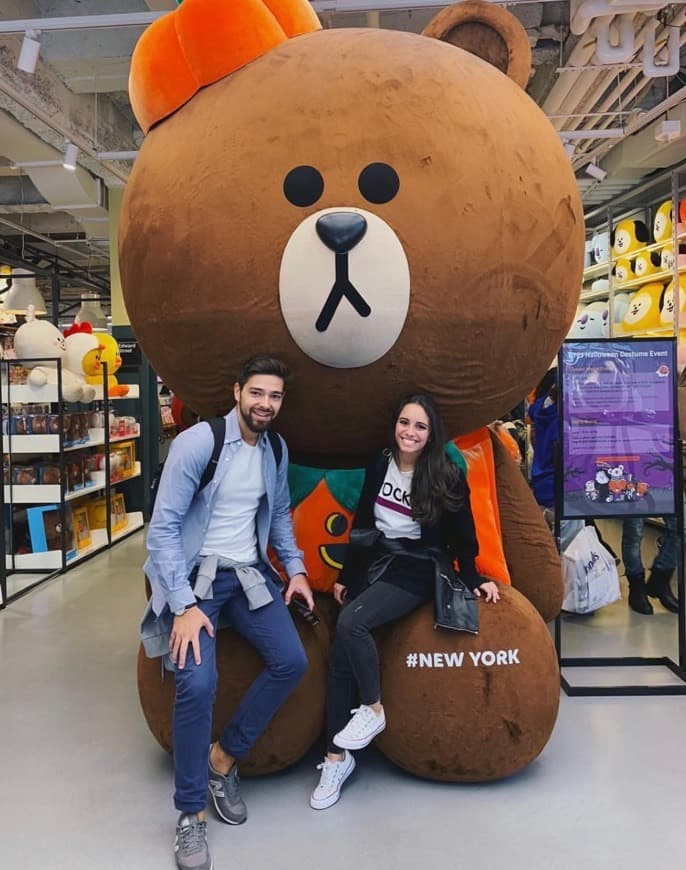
[236,355,290,389]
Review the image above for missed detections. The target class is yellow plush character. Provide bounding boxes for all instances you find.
[621,282,665,334]
[654,200,673,244]
[633,249,662,279]
[660,243,686,272]
[613,258,633,284]
[97,334,129,398]
[659,276,686,333]
[611,219,650,258]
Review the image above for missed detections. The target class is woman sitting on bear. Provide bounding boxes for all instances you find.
[310,392,500,810]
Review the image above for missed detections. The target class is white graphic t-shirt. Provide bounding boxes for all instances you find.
[374,457,420,540]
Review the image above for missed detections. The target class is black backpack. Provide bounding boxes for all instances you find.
[149,417,283,515]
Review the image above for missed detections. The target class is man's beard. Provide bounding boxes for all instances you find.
[241,405,273,433]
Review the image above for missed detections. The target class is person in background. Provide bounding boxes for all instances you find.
[622,517,679,615]
[528,368,558,528]
[309,392,499,811]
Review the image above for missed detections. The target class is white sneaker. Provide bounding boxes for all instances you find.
[333,705,386,750]
[310,750,356,810]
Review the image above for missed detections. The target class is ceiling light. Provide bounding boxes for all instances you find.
[76,292,107,330]
[1,269,47,315]
[16,29,41,74]
[63,142,79,171]
[585,161,608,181]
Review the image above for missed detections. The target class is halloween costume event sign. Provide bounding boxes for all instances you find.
[560,338,677,518]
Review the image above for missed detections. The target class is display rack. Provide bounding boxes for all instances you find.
[0,357,145,608]
[579,164,686,339]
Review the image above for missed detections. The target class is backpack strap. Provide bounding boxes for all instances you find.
[267,429,283,469]
[198,416,226,492]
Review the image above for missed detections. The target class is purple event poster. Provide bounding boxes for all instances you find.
[560,338,677,519]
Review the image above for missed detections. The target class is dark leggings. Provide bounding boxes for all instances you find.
[326,572,431,753]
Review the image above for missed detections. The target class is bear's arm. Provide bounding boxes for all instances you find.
[489,429,563,623]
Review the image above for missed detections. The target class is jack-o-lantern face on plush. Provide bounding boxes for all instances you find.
[120,0,583,464]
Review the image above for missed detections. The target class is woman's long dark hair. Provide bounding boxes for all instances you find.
[390,393,463,526]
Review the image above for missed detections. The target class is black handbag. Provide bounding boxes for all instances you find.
[434,567,479,634]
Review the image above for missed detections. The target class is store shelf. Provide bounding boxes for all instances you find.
[582,261,611,282]
[91,384,140,401]
[0,382,140,403]
[4,511,145,572]
[2,430,140,455]
[3,464,140,504]
[111,511,145,543]
[579,286,611,303]
[614,264,685,292]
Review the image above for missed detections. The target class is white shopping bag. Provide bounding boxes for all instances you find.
[561,524,621,614]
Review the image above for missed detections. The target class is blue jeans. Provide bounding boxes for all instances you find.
[172,568,307,814]
[621,516,678,577]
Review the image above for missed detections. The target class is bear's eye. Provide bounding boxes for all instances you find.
[283,166,324,207]
[358,163,399,204]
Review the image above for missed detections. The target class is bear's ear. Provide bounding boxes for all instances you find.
[422,0,531,90]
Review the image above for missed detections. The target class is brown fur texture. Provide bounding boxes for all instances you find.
[376,586,560,781]
[137,607,330,775]
[490,430,563,621]
[120,25,583,460]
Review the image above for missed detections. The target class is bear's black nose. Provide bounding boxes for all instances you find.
[316,213,367,254]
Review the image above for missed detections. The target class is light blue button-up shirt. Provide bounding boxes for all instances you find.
[144,408,305,618]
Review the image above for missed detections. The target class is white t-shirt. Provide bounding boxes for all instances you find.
[200,440,265,563]
[374,457,420,540]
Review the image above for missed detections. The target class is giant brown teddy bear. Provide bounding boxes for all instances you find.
[123,0,583,781]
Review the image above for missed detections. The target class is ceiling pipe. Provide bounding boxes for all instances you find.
[543,22,601,121]
[595,14,635,63]
[570,0,667,36]
[562,8,685,145]
[572,16,686,158]
[643,17,681,76]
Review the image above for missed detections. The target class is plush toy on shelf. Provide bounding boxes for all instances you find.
[660,242,686,272]
[14,307,96,403]
[612,258,633,284]
[613,291,631,324]
[63,322,101,388]
[620,282,665,334]
[654,199,675,244]
[611,218,650,258]
[659,275,686,331]
[63,322,129,397]
[633,249,662,279]
[97,334,130,397]
[591,229,610,265]
[567,302,609,338]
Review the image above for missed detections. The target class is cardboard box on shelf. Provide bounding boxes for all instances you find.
[73,506,91,550]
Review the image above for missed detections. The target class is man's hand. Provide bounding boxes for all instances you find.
[333,583,347,605]
[285,573,314,611]
[170,606,214,670]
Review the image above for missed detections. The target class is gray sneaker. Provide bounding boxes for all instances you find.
[174,813,212,870]
[208,758,247,825]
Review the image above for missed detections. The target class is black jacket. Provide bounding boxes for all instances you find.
[338,449,481,597]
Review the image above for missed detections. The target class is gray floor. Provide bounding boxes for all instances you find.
[2,524,686,870]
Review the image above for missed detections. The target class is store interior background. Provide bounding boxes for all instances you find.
[0,4,685,867]
[0,1,685,664]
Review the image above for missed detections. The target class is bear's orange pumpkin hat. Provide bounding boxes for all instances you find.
[130,0,532,134]
[129,0,321,134]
